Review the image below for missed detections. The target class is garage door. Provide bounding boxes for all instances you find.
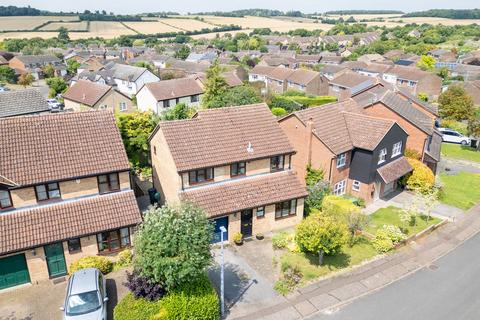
[211,216,228,243]
[0,254,30,290]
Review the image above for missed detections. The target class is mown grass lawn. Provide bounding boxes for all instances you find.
[441,143,480,163]
[280,237,377,282]
[440,172,480,210]
[365,206,441,236]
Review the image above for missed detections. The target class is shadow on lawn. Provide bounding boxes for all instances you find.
[304,251,351,269]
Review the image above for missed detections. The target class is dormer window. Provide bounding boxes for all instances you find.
[189,168,214,185]
[230,162,246,177]
[35,182,61,202]
[0,190,13,209]
[98,173,120,194]
[270,155,285,172]
[378,148,387,164]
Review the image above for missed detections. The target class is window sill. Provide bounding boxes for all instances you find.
[68,249,82,255]
[256,215,265,219]
[270,168,285,173]
[37,198,62,204]
[275,213,296,221]
[188,179,214,187]
[97,246,130,256]
[99,189,121,195]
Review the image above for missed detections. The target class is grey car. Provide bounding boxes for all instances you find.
[60,268,108,320]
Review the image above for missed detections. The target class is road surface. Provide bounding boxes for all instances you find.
[309,232,480,320]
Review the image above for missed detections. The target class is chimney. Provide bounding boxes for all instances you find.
[306,117,314,165]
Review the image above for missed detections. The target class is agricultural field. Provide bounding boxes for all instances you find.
[124,21,179,34]
[40,21,88,31]
[159,18,215,31]
[0,16,79,31]
[84,21,136,38]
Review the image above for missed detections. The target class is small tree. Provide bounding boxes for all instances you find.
[417,55,436,71]
[439,84,475,121]
[58,27,70,42]
[437,66,449,79]
[467,115,480,150]
[46,77,67,98]
[305,165,324,187]
[0,65,16,84]
[42,64,55,79]
[66,59,81,75]
[175,45,191,60]
[161,102,195,121]
[201,61,228,109]
[17,73,34,87]
[295,213,348,265]
[134,202,213,289]
[305,181,331,214]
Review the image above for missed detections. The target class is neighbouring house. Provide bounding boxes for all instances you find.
[352,84,441,173]
[295,54,322,65]
[63,80,135,113]
[74,62,160,97]
[264,67,295,94]
[0,89,50,118]
[428,49,456,63]
[328,70,376,101]
[319,64,348,80]
[149,103,307,243]
[463,80,480,105]
[382,65,442,98]
[0,111,142,289]
[279,99,412,204]
[9,54,67,80]
[354,62,392,78]
[258,55,297,68]
[285,69,329,96]
[136,77,204,114]
[249,65,276,83]
[185,52,218,63]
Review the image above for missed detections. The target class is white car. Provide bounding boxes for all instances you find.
[438,128,471,145]
[60,268,108,320]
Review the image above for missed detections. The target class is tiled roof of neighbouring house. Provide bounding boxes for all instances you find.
[143,77,204,102]
[377,157,413,184]
[182,171,307,218]
[63,80,112,107]
[0,89,50,118]
[154,103,295,172]
[0,111,130,186]
[0,190,141,255]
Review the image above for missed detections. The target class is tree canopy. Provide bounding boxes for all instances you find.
[439,84,475,121]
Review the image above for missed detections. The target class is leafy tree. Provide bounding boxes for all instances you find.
[467,115,480,150]
[417,92,429,102]
[305,181,331,214]
[134,202,213,289]
[17,73,34,87]
[201,61,228,108]
[305,165,324,187]
[438,84,475,120]
[417,55,436,71]
[42,64,55,78]
[295,212,348,265]
[116,111,159,169]
[437,66,449,79]
[58,27,70,42]
[66,59,81,75]
[161,102,195,121]
[175,45,191,60]
[221,85,261,107]
[46,77,67,98]
[0,65,16,84]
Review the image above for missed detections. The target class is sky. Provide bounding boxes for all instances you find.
[1,0,479,14]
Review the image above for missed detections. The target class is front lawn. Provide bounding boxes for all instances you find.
[279,237,377,283]
[440,172,480,210]
[365,206,441,236]
[441,143,480,164]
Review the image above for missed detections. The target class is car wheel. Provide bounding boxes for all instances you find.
[461,140,468,145]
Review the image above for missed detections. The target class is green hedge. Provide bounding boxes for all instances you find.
[113,293,163,320]
[113,274,219,320]
[285,95,337,107]
[69,256,113,275]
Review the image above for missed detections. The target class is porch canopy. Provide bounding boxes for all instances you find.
[377,157,413,184]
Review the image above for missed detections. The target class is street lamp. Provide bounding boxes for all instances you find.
[219,226,227,318]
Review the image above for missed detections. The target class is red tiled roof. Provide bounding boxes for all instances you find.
[377,157,412,184]
[155,104,295,172]
[0,111,130,186]
[182,171,307,218]
[63,80,112,107]
[143,77,203,102]
[0,191,141,255]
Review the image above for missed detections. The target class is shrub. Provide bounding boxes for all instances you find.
[113,293,162,320]
[271,107,287,116]
[282,265,303,288]
[405,148,422,160]
[134,202,213,290]
[233,232,243,243]
[305,180,331,213]
[125,271,166,301]
[69,256,113,275]
[158,274,220,320]
[305,165,325,187]
[322,195,360,217]
[372,225,407,253]
[116,249,133,268]
[440,119,468,135]
[402,158,435,194]
[274,280,290,295]
[272,231,291,249]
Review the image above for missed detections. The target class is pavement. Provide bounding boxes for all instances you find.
[308,228,480,320]
[0,268,130,320]
[231,204,480,320]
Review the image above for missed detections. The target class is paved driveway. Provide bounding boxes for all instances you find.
[0,269,129,320]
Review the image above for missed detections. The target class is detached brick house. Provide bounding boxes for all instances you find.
[9,54,66,80]
[149,104,307,243]
[0,111,141,289]
[352,85,441,173]
[279,100,412,204]
[382,65,442,98]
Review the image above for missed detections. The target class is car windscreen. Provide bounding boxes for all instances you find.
[66,290,101,316]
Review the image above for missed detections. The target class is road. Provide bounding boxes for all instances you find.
[309,231,480,320]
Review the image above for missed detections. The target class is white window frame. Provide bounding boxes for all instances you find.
[378,148,387,164]
[352,180,361,192]
[333,180,346,196]
[119,102,127,112]
[392,141,402,158]
[336,153,347,168]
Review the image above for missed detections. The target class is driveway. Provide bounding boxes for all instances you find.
[0,269,130,320]
[208,240,286,319]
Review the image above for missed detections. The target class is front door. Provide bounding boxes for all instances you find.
[44,242,67,278]
[241,210,253,238]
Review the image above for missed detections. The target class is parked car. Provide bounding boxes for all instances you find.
[438,128,471,145]
[60,268,108,320]
[47,98,63,112]
[0,86,10,92]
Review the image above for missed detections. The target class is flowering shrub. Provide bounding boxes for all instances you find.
[125,271,166,301]
[402,158,435,194]
[372,225,407,253]
[69,256,113,275]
